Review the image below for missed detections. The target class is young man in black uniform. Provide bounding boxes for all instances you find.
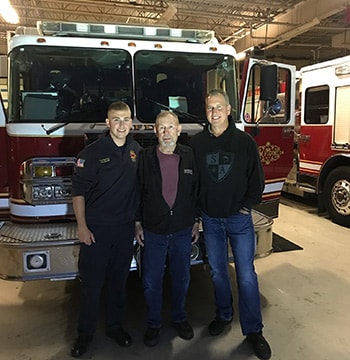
[191,89,271,360]
[135,110,199,347]
[70,101,141,358]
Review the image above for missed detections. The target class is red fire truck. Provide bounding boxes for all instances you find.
[283,55,350,228]
[0,21,296,281]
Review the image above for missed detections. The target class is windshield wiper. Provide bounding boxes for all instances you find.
[146,98,205,126]
[41,122,71,135]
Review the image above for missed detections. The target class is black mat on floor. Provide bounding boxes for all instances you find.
[272,233,303,252]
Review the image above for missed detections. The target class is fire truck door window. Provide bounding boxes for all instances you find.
[8,46,132,123]
[304,85,329,124]
[134,50,238,123]
[243,65,291,124]
[334,85,350,145]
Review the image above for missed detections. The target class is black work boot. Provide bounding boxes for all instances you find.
[71,334,93,358]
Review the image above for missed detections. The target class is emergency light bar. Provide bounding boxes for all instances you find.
[37,21,216,44]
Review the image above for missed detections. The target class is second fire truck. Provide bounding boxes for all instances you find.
[283,55,350,228]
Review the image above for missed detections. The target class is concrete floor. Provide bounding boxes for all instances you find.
[0,195,349,360]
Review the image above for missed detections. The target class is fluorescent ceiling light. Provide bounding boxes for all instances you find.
[1,0,19,24]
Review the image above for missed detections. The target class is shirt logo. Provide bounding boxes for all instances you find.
[76,158,85,168]
[206,152,233,183]
[184,168,193,175]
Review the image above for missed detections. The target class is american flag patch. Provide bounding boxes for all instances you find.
[130,150,137,162]
[76,158,85,168]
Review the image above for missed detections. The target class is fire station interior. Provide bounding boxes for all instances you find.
[0,1,350,360]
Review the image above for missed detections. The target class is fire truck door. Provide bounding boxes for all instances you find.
[240,59,296,217]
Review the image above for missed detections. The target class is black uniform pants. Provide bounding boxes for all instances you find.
[76,222,134,336]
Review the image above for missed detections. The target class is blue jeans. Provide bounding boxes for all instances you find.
[202,211,263,335]
[142,227,192,328]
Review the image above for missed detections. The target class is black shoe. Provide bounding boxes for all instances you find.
[106,328,132,347]
[172,320,194,340]
[208,317,232,336]
[247,332,272,360]
[70,335,93,358]
[143,327,160,347]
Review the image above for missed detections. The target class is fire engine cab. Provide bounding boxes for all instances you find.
[0,20,296,281]
[283,55,350,228]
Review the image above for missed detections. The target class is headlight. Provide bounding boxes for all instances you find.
[33,166,53,177]
[20,157,75,204]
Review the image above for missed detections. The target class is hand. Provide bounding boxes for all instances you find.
[191,222,200,243]
[77,225,95,246]
[135,221,144,247]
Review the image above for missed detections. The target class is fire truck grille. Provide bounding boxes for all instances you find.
[0,222,78,244]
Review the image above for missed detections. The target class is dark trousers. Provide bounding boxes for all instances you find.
[77,222,134,336]
[142,226,192,328]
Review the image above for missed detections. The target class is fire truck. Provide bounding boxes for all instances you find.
[283,55,350,228]
[0,21,296,281]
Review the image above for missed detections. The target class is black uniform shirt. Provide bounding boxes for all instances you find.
[72,133,141,225]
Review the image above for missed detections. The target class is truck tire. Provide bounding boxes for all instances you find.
[324,166,350,228]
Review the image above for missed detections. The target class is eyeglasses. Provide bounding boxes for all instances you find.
[206,104,227,112]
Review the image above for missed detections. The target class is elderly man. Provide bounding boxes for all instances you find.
[135,110,199,347]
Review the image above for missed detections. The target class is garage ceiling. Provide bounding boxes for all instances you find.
[1,0,350,67]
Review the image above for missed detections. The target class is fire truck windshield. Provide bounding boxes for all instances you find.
[7,45,237,125]
[134,50,237,124]
[8,46,132,124]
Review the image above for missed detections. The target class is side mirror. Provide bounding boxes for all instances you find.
[260,65,278,102]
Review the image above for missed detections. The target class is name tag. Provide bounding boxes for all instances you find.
[99,157,110,164]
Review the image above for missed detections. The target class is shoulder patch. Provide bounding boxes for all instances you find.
[76,158,85,168]
[129,150,137,162]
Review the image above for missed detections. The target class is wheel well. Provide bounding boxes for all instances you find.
[318,155,350,194]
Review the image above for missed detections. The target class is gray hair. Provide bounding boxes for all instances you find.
[155,110,179,125]
[207,89,230,105]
